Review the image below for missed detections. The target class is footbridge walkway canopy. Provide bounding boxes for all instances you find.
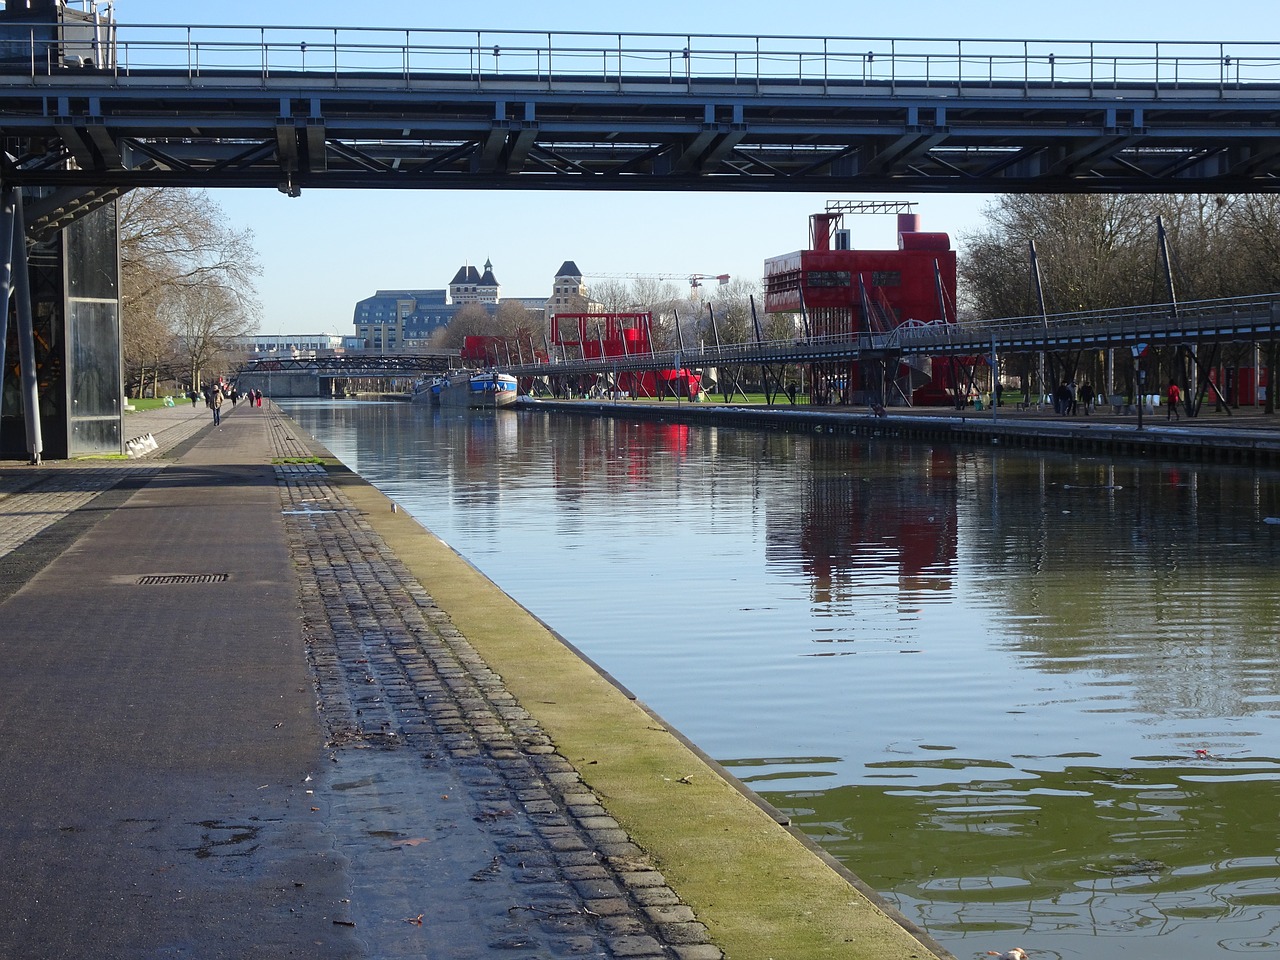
[3,23,1280,198]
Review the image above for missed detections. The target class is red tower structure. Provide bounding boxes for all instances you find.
[764,202,958,406]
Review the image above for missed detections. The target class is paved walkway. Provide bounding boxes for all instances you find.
[0,403,731,959]
[7,396,1277,958]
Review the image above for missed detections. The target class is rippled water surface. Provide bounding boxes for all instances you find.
[282,400,1280,960]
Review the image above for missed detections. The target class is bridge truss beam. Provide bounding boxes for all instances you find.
[238,354,454,379]
[3,73,1280,197]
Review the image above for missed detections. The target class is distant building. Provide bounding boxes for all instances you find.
[763,209,957,406]
[449,259,500,304]
[352,289,456,352]
[352,259,551,353]
[228,333,345,359]
[544,260,592,322]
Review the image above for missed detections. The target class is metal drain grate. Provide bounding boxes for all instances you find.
[136,573,229,586]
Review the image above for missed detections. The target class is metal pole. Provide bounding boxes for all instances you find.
[595,320,607,398]
[991,336,999,422]
[1029,241,1049,407]
[1133,343,1146,431]
[12,192,42,463]
[1156,215,1179,318]
[0,188,16,404]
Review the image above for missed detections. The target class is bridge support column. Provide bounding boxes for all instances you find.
[0,189,12,414]
[12,192,43,463]
[0,186,43,463]
[1,181,123,461]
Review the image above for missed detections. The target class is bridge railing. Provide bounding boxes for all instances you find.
[891,294,1280,349]
[516,294,1280,376]
[6,23,1280,95]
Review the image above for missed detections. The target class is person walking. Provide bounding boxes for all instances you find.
[211,383,224,426]
[1054,381,1069,415]
[1167,379,1181,420]
[1079,381,1095,415]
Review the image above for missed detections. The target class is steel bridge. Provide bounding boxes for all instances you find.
[239,353,454,379]
[295,294,1280,382]
[498,293,1280,377]
[231,353,455,399]
[3,25,1280,202]
[5,18,1280,461]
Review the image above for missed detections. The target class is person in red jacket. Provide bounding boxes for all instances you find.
[1167,380,1181,420]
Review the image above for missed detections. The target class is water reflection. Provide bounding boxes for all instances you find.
[767,761,1280,959]
[282,400,1280,960]
[767,443,958,607]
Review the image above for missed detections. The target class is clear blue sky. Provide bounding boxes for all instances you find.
[103,1,1273,335]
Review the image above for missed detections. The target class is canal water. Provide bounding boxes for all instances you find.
[281,399,1280,960]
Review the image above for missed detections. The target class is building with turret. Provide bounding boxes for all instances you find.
[352,258,547,352]
[449,259,501,304]
[544,260,592,321]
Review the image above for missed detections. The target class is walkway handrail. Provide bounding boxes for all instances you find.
[4,23,1280,95]
[501,293,1280,378]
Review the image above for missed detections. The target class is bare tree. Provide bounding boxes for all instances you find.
[958,192,1274,319]
[164,282,256,389]
[118,187,261,391]
[617,279,681,351]
[1224,195,1280,292]
[959,194,1155,319]
[704,277,759,345]
[585,279,632,313]
[961,192,1280,413]
[493,300,540,338]
[123,298,182,398]
[431,303,493,350]
[1223,195,1280,412]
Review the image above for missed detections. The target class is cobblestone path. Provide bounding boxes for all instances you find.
[0,404,211,561]
[275,449,722,958]
[0,465,160,558]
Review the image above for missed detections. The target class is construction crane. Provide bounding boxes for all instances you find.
[585,272,730,299]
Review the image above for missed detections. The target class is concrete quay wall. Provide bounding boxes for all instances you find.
[318,432,953,960]
[524,399,1280,467]
[236,369,327,397]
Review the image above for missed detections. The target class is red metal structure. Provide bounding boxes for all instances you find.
[551,312,701,400]
[764,205,958,406]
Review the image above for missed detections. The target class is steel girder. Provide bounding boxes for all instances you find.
[1,72,1280,195]
[239,354,454,377]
